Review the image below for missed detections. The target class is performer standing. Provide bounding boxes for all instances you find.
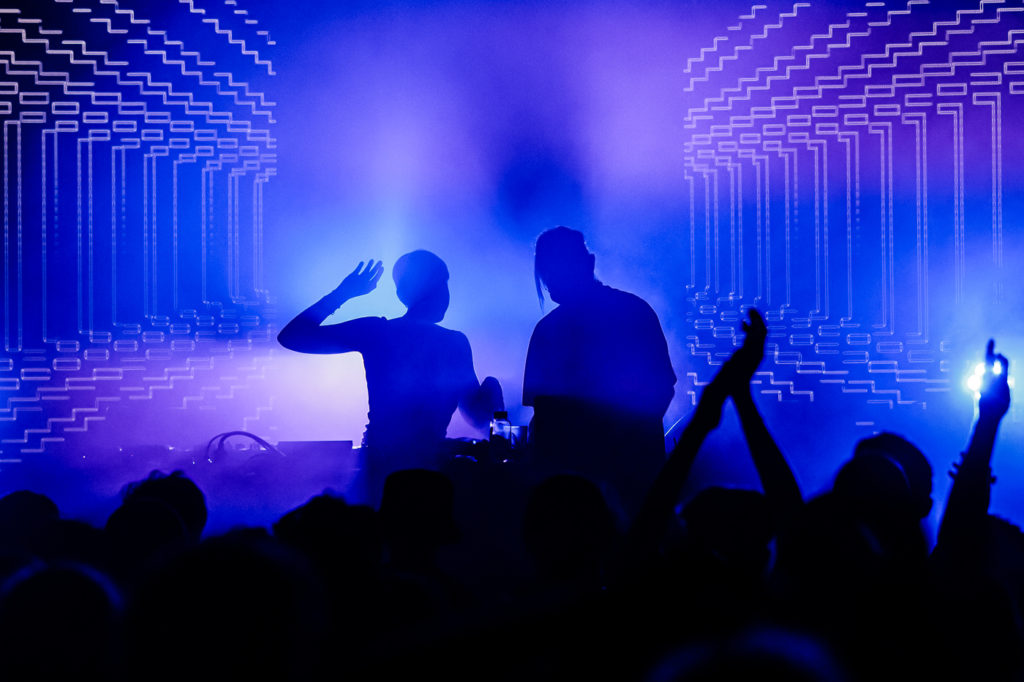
[523,227,676,517]
[278,251,503,502]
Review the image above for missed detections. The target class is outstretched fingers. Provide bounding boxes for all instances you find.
[368,261,385,286]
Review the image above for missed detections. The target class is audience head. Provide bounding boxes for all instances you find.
[127,534,327,682]
[105,496,189,584]
[392,250,450,322]
[0,490,59,553]
[774,493,886,604]
[853,433,932,519]
[0,562,122,681]
[833,452,926,564]
[522,474,615,584]
[379,469,459,565]
[681,487,773,579]
[122,470,207,542]
[274,493,381,579]
[834,452,915,516]
[534,226,596,306]
[34,519,108,571]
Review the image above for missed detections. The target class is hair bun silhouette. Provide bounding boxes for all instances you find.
[534,226,593,307]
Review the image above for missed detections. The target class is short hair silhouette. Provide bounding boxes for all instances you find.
[392,250,449,308]
[0,491,59,552]
[379,469,459,547]
[0,562,122,681]
[853,432,932,518]
[122,470,207,542]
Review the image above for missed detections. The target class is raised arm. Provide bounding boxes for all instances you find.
[620,354,731,572]
[937,340,1010,552]
[277,260,384,354]
[728,308,803,522]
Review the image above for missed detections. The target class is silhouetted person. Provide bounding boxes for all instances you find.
[278,251,503,503]
[127,534,328,682]
[681,487,773,583]
[121,470,208,543]
[105,496,189,586]
[0,490,59,555]
[522,474,616,594]
[832,452,927,568]
[273,493,381,586]
[524,227,675,516]
[931,340,1022,681]
[936,339,1011,556]
[0,562,123,682]
[619,310,797,640]
[379,469,460,575]
[854,432,933,520]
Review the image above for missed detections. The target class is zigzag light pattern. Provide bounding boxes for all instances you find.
[682,0,1022,423]
[0,0,276,460]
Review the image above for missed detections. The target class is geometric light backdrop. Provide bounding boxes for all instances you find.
[683,0,1023,424]
[2,0,1022,495]
[1,0,275,461]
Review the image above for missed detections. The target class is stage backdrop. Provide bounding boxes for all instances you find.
[1,0,1022,530]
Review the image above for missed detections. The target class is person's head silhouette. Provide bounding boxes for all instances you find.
[853,432,932,519]
[534,226,596,306]
[393,250,449,322]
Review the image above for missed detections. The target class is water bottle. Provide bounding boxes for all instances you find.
[489,410,512,462]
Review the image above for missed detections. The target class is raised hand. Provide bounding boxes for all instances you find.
[688,309,766,431]
[335,260,384,300]
[979,339,1010,423]
[730,307,767,393]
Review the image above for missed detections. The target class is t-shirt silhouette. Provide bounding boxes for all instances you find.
[328,316,479,463]
[523,283,676,512]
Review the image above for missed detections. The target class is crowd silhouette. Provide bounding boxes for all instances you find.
[0,231,1018,681]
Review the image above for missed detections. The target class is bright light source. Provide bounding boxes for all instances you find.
[965,361,1012,397]
[966,363,985,396]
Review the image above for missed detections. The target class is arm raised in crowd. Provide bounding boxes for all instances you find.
[620,361,729,573]
[619,308,801,576]
[619,319,742,572]
[936,340,1011,553]
[727,308,803,523]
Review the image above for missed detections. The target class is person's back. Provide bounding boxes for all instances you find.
[278,250,502,501]
[524,227,675,516]
[360,316,478,461]
[524,283,674,417]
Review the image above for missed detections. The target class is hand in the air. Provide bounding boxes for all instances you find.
[691,308,768,432]
[729,307,767,394]
[335,260,384,300]
[979,339,1011,423]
